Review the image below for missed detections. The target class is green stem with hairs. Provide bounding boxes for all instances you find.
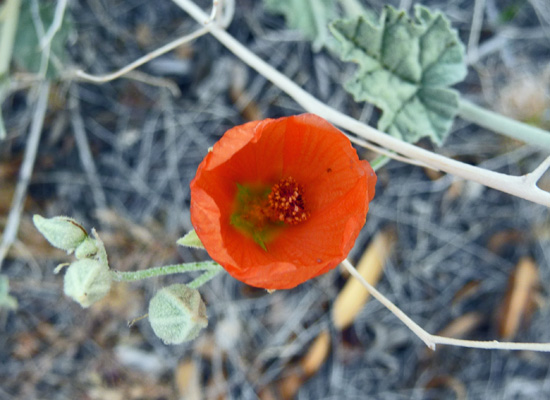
[110,261,222,283]
[188,266,224,289]
[370,154,391,171]
[459,99,550,150]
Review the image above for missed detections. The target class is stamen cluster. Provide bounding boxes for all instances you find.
[268,177,309,225]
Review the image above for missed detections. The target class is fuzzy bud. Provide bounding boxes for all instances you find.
[63,259,112,308]
[74,237,98,259]
[33,215,88,253]
[148,284,208,344]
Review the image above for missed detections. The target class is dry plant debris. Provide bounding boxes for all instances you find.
[1,0,550,399]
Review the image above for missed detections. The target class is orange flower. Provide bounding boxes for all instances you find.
[190,114,376,290]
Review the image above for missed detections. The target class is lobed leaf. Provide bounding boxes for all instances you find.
[263,0,337,52]
[13,0,73,78]
[330,5,467,144]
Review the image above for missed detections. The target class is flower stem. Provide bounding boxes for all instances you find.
[458,99,550,150]
[110,261,221,282]
[370,155,391,171]
[188,266,224,289]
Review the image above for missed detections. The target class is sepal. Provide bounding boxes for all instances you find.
[176,229,205,250]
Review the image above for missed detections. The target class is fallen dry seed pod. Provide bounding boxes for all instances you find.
[332,228,395,330]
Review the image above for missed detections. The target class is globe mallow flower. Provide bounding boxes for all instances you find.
[190,114,376,290]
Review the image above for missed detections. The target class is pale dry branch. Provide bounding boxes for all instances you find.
[466,0,485,63]
[342,259,550,352]
[123,70,181,97]
[0,82,50,270]
[524,155,550,186]
[72,0,235,85]
[73,26,209,84]
[69,87,108,211]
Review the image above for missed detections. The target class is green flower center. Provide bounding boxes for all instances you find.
[230,177,309,250]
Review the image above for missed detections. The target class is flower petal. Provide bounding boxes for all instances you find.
[190,114,377,290]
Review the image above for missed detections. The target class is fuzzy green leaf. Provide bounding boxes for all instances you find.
[13,0,73,78]
[263,0,337,51]
[330,5,467,145]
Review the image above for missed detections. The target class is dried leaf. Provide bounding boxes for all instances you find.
[425,376,467,400]
[451,280,481,306]
[437,312,483,339]
[175,359,202,400]
[278,374,302,400]
[497,74,549,125]
[487,229,524,254]
[300,330,330,377]
[498,257,539,340]
[277,330,331,399]
[424,167,444,181]
[332,228,395,330]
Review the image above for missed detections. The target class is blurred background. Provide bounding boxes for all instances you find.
[1,0,550,398]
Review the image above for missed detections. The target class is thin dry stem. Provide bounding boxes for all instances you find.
[466,0,485,63]
[0,82,50,270]
[524,155,550,186]
[69,88,108,211]
[72,0,234,85]
[342,259,550,352]
[73,26,209,83]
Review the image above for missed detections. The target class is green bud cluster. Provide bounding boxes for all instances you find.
[33,215,111,308]
[34,219,216,345]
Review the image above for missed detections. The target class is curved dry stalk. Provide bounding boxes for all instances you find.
[71,0,235,85]
[341,259,550,352]
[73,26,209,84]
[171,0,550,207]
